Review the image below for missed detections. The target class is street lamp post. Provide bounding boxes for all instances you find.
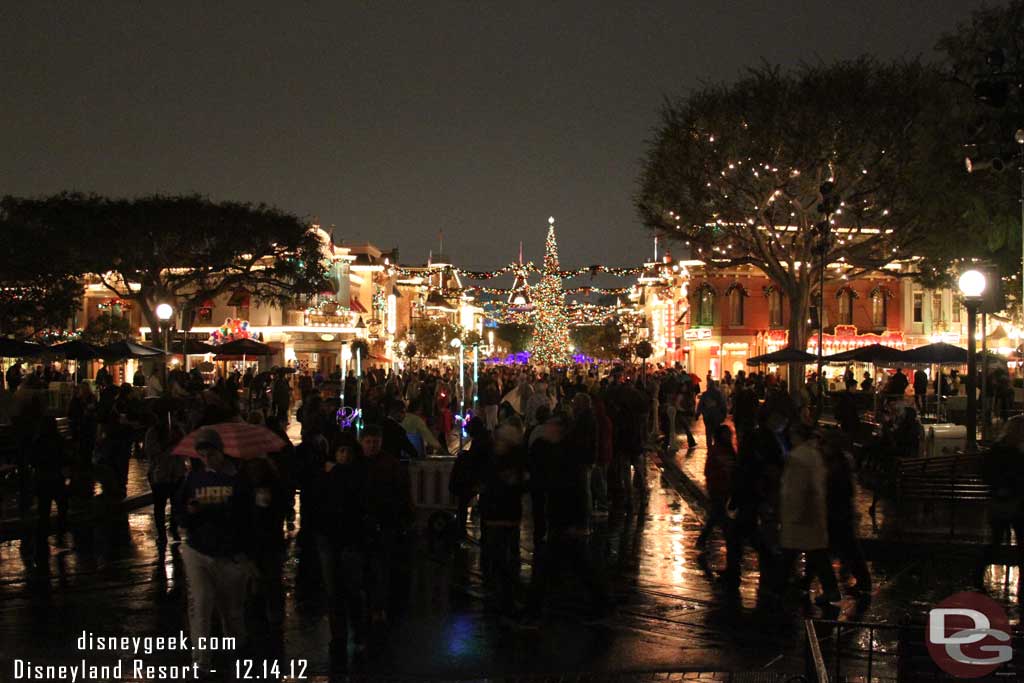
[959,269,987,452]
[156,303,174,393]
[451,337,464,452]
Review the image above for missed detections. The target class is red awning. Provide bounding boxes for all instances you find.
[350,298,367,313]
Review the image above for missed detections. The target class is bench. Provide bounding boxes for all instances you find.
[896,452,989,536]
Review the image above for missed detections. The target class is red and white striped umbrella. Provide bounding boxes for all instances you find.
[173,422,288,460]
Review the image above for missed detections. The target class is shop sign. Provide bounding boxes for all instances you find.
[683,328,712,341]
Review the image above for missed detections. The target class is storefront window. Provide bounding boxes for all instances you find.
[932,292,943,323]
[728,288,744,326]
[871,293,887,328]
[913,292,923,323]
[952,299,961,323]
[698,289,714,326]
[838,290,854,325]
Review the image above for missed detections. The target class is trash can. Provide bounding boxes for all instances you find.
[926,423,966,457]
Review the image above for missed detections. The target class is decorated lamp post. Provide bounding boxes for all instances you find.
[451,337,464,451]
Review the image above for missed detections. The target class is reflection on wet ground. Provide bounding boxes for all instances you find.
[0,437,1018,679]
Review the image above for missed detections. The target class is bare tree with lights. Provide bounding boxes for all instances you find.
[637,59,957,361]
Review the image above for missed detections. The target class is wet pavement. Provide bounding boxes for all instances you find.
[0,425,1019,681]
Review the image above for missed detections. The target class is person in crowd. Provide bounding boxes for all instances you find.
[696,379,728,449]
[478,415,527,618]
[780,424,840,606]
[18,393,69,563]
[362,424,412,625]
[608,374,649,509]
[145,413,185,547]
[132,366,147,387]
[821,430,871,596]
[67,382,98,468]
[176,429,251,677]
[311,433,371,674]
[450,418,490,542]
[731,377,758,446]
[523,414,611,626]
[913,368,928,413]
[568,392,598,529]
[860,371,873,393]
[696,423,736,568]
[241,452,290,630]
[888,367,909,398]
[591,394,614,517]
[382,400,419,461]
[400,403,443,455]
[977,416,1024,586]
[272,370,291,424]
[6,361,24,393]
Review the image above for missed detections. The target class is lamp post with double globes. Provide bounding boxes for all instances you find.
[958,269,986,452]
[156,303,174,393]
[450,337,464,451]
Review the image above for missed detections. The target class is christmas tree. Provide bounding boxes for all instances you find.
[530,218,571,365]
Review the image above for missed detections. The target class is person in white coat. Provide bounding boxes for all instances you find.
[780,425,840,606]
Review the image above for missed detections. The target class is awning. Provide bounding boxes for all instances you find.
[747,347,817,365]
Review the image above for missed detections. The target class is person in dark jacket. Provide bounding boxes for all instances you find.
[241,455,290,628]
[822,430,871,595]
[696,424,736,562]
[176,429,251,676]
[382,400,419,461]
[977,417,1024,586]
[312,433,371,673]
[568,393,598,529]
[18,394,69,563]
[524,415,611,625]
[362,424,412,624]
[450,418,490,541]
[478,421,527,616]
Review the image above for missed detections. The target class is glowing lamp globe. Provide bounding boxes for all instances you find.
[156,303,174,321]
[450,337,462,349]
[958,270,986,299]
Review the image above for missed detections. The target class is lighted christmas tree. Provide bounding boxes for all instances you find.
[530,217,571,365]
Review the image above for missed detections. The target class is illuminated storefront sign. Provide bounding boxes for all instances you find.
[683,328,712,341]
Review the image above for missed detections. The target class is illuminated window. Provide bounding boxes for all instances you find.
[932,292,943,323]
[952,299,961,323]
[871,293,887,328]
[838,289,854,325]
[694,284,715,326]
[913,292,923,323]
[728,287,745,326]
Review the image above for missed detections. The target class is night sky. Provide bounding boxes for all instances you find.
[0,2,990,272]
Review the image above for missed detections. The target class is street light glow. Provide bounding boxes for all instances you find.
[958,269,986,299]
[450,337,462,348]
[156,303,174,320]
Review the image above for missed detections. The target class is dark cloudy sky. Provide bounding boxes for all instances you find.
[0,1,989,270]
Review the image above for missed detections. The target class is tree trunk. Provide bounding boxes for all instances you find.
[785,284,811,396]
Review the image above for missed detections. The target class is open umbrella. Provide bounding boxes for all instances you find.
[747,347,818,365]
[172,339,217,355]
[47,340,103,360]
[172,422,288,459]
[0,338,44,358]
[101,340,166,360]
[214,338,273,356]
[898,342,967,365]
[825,343,905,365]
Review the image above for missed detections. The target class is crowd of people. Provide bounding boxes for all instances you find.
[5,353,1024,679]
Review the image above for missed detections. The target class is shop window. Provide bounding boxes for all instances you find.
[932,292,943,323]
[838,289,854,325]
[871,293,887,328]
[913,292,923,323]
[727,286,745,326]
[952,300,961,323]
[694,284,715,326]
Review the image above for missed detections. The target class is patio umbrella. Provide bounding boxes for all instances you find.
[0,338,44,358]
[825,343,906,365]
[898,342,967,365]
[214,338,273,357]
[172,339,217,355]
[172,422,288,459]
[101,340,166,360]
[747,347,817,365]
[47,340,103,360]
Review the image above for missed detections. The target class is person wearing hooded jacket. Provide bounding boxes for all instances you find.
[176,428,252,676]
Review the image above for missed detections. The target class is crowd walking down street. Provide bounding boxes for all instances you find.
[0,358,1021,681]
